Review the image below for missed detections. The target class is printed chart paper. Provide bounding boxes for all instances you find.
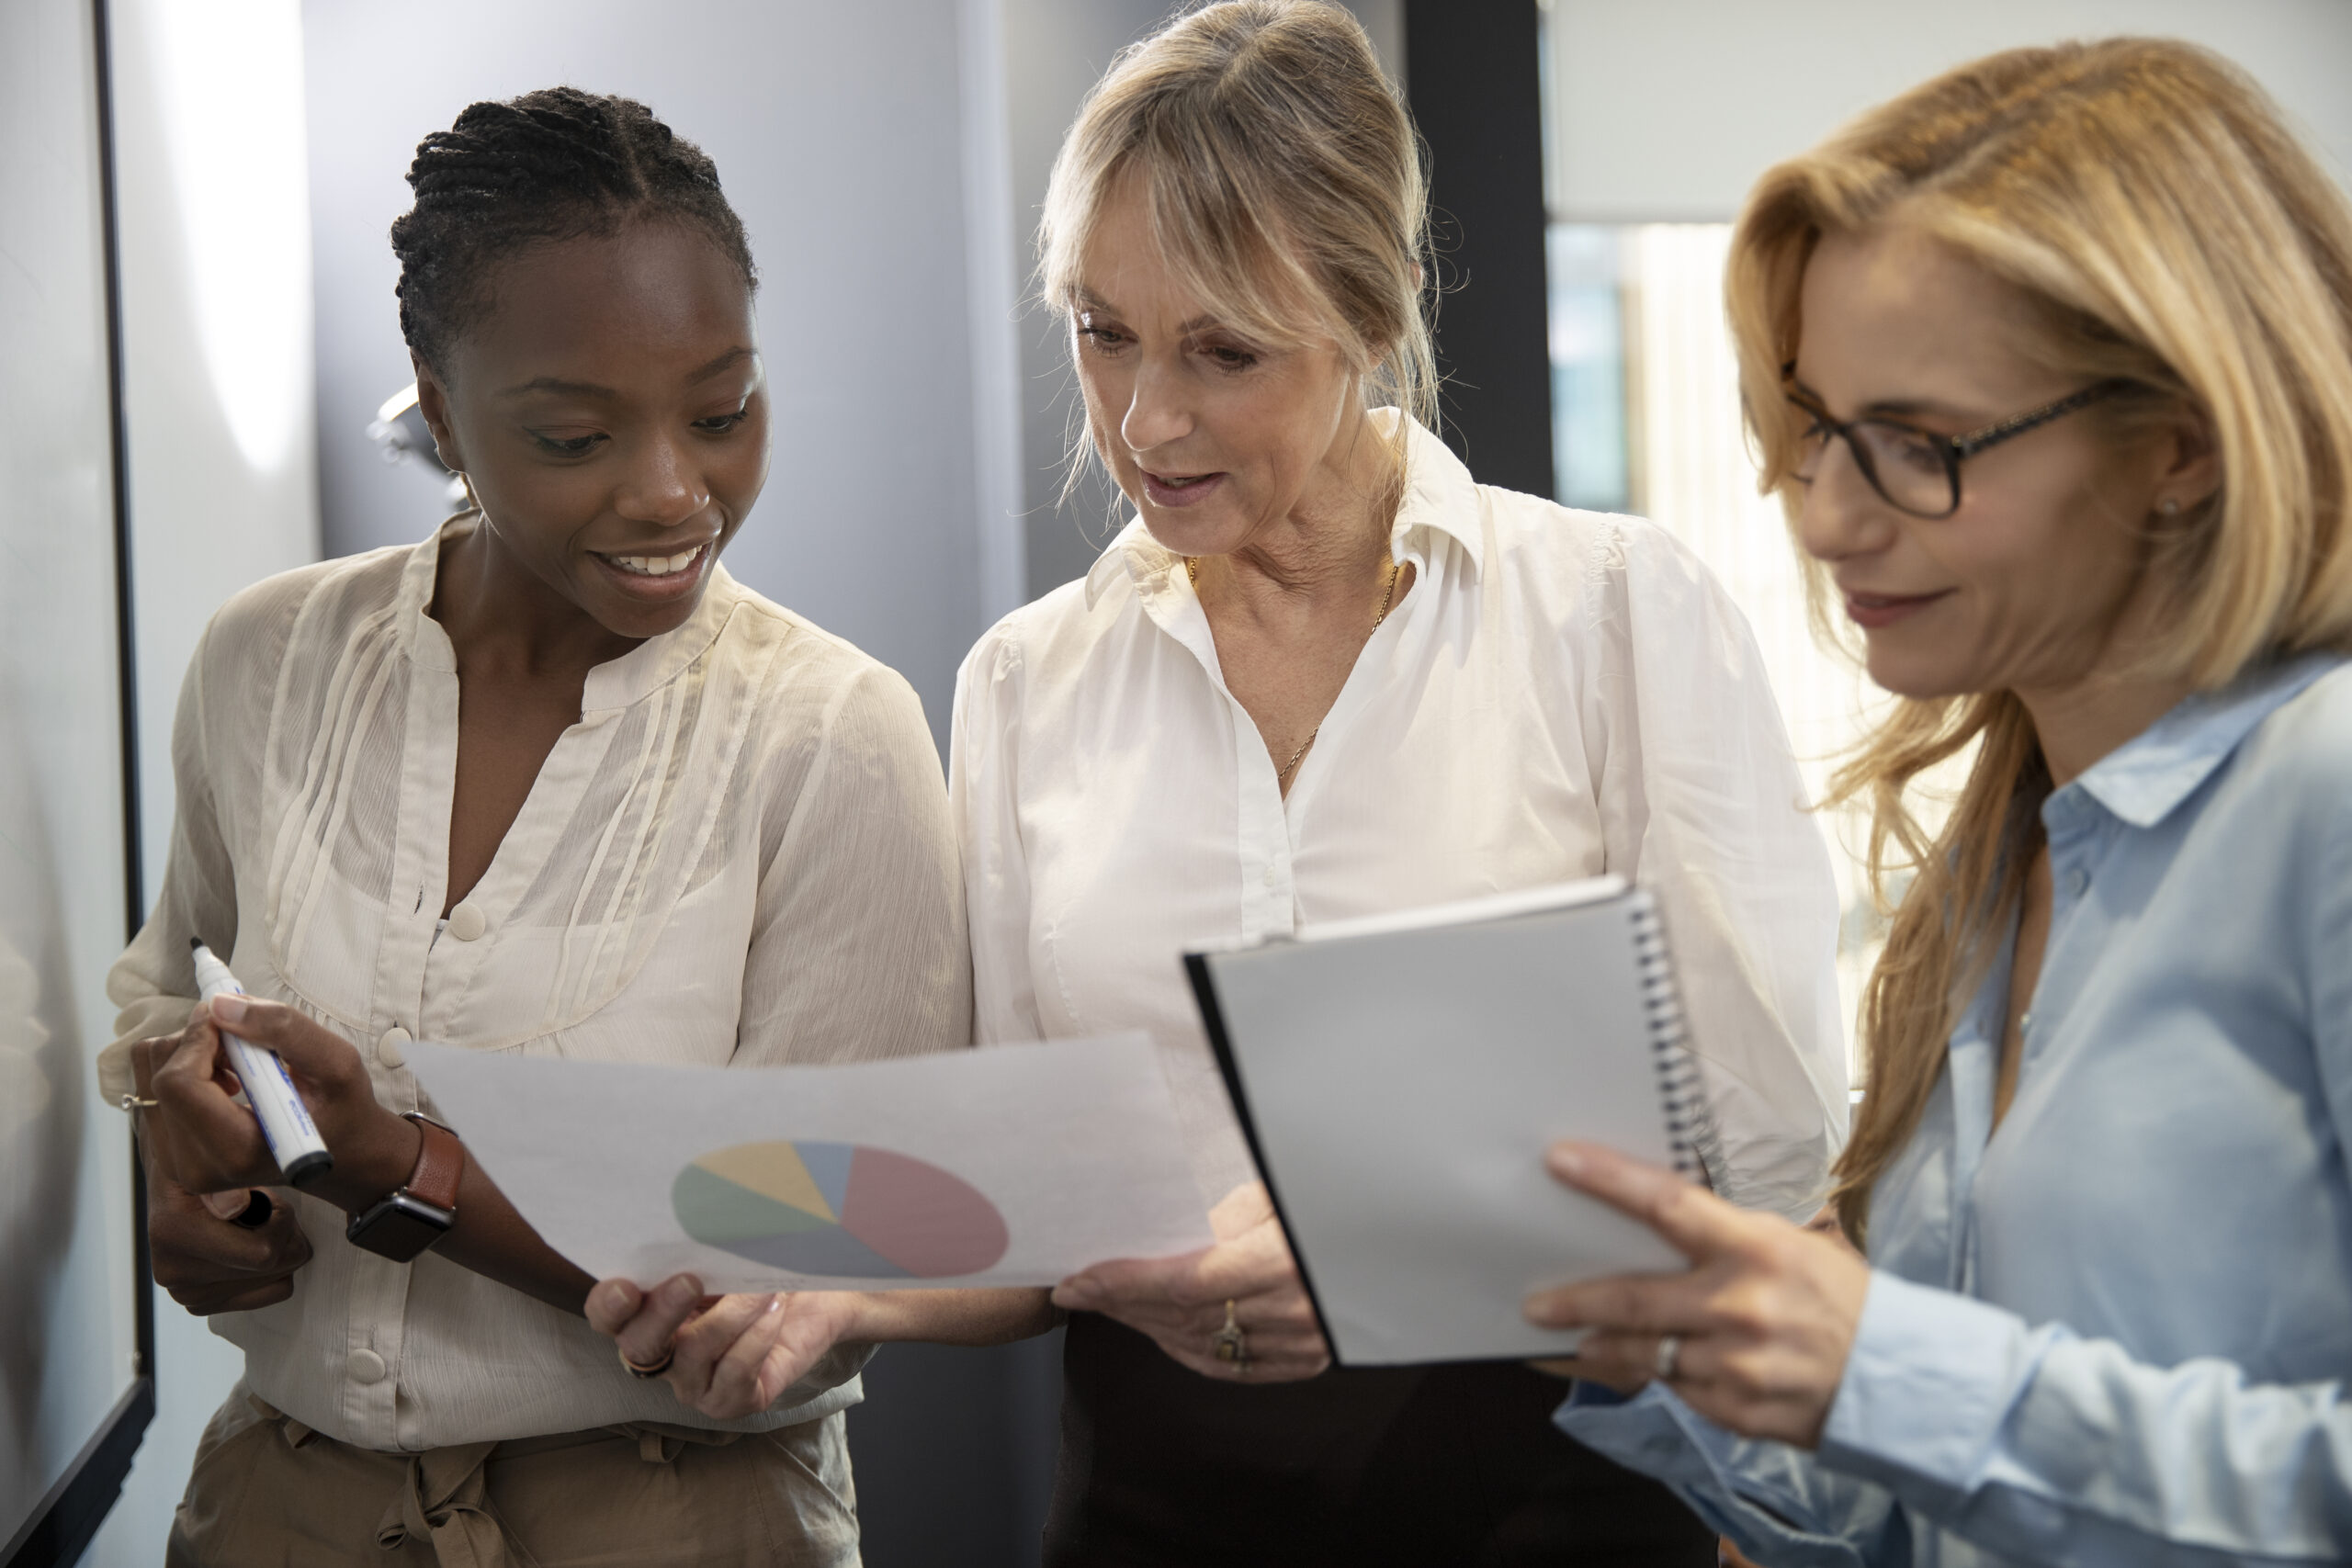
[405,1036,1214,1292]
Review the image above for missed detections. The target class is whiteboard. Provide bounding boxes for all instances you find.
[0,0,151,1557]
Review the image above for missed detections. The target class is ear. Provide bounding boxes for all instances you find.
[2152,399,2223,515]
[411,355,467,475]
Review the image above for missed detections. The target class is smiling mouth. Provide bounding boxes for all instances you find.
[1145,471,1215,489]
[595,544,708,578]
[1841,586,1955,629]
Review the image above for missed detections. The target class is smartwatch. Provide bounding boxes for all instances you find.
[345,1113,462,1263]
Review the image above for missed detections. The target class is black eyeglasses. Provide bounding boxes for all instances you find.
[1783,371,2119,519]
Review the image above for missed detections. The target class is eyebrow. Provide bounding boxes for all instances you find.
[496,346,757,401]
[1072,288,1223,337]
[1787,376,1978,423]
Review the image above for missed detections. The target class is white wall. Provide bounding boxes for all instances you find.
[1000,0,1177,597]
[1548,0,2352,221]
[84,1,323,1561]
[302,0,1014,750]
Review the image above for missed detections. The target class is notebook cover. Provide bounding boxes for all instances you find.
[1189,881,1700,1367]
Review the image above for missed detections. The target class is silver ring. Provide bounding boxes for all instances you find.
[1654,1332,1683,1382]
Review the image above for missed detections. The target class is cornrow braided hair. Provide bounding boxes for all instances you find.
[390,86,756,371]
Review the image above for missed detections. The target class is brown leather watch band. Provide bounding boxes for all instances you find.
[399,1113,464,1213]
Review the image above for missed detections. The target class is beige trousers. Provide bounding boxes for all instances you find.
[163,1391,860,1567]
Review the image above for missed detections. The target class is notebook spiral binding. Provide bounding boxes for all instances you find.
[1627,892,1724,1186]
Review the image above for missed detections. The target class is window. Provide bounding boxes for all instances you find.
[1548,220,1964,1083]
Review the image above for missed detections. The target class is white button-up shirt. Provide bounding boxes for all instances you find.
[101,515,969,1450]
[951,412,1848,1220]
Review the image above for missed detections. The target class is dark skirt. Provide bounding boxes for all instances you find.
[1044,1314,1716,1568]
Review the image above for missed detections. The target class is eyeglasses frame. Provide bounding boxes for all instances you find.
[1779,367,2121,520]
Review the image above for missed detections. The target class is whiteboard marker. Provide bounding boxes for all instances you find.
[190,939,334,1187]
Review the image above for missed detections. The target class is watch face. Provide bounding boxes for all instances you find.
[347,1191,455,1263]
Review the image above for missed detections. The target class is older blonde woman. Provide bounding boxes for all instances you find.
[950,4,1849,1562]
[1527,39,2352,1568]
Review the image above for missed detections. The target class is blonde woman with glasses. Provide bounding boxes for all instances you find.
[952,3,1850,1561]
[1523,39,2352,1568]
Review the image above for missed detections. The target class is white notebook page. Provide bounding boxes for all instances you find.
[1200,881,1690,1364]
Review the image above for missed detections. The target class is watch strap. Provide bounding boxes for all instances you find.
[399,1113,463,1212]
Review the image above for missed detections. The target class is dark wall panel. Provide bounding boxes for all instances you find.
[1405,1,1555,497]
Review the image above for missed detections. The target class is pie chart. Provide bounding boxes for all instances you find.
[672,1139,1011,1279]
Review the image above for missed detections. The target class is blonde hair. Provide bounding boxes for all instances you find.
[1037,0,1437,452]
[1724,39,2352,1242]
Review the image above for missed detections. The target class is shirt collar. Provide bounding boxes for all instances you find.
[2069,651,2347,829]
[1083,516,1179,610]
[1080,408,1486,610]
[397,511,742,716]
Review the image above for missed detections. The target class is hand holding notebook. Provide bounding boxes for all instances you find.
[1186,875,1721,1366]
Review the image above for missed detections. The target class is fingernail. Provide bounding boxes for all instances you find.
[661,1276,700,1307]
[1548,1144,1588,1181]
[210,994,247,1026]
[1523,1292,1575,1328]
[765,1295,784,1315]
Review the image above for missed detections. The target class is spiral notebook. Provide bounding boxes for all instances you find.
[1185,875,1717,1366]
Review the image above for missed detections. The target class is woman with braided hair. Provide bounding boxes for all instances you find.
[103,87,1048,1565]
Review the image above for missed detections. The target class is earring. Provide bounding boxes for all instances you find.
[2158,497,2182,518]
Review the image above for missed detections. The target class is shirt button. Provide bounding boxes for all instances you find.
[1263,865,1280,888]
[446,901,487,942]
[378,1026,412,1069]
[347,1348,388,1384]
[2064,866,2090,897]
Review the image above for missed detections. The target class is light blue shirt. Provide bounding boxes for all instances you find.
[1557,654,2352,1566]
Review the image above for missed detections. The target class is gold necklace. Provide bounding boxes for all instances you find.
[1185,554,1402,785]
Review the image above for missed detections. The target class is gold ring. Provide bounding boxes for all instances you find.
[1210,1298,1251,1374]
[618,1344,675,1380]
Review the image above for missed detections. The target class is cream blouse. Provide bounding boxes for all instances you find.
[953,412,1849,1224]
[100,515,970,1450]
